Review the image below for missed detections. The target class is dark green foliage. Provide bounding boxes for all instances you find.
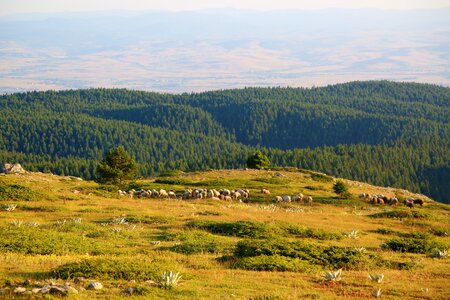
[96,146,137,185]
[429,227,450,237]
[233,239,384,269]
[373,228,397,235]
[0,226,104,255]
[311,173,334,183]
[125,215,171,225]
[384,238,442,253]
[186,220,271,238]
[281,224,342,240]
[0,81,449,202]
[370,209,430,220]
[0,184,43,201]
[333,180,349,197]
[232,255,317,272]
[51,258,166,280]
[247,150,270,169]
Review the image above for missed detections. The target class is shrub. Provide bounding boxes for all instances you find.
[233,239,381,269]
[311,173,333,183]
[384,238,440,253]
[0,184,43,201]
[186,220,272,238]
[126,215,171,225]
[281,224,342,240]
[373,228,396,235]
[333,180,349,197]
[51,258,172,280]
[158,271,182,289]
[232,255,317,272]
[166,230,235,255]
[0,226,104,255]
[370,210,430,220]
[247,150,270,169]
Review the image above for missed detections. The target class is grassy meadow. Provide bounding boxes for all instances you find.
[0,169,449,299]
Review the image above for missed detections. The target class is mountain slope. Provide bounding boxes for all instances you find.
[0,81,449,202]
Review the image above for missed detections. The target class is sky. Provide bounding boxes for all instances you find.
[1,0,450,16]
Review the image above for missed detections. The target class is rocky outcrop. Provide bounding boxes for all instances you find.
[2,163,26,174]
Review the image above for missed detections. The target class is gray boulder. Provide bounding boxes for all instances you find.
[87,282,103,290]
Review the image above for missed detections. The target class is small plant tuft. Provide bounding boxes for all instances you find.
[158,271,182,289]
[368,273,384,283]
[324,268,342,281]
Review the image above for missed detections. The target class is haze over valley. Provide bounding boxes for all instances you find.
[1,8,449,93]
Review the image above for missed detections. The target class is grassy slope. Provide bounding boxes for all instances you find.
[0,170,449,299]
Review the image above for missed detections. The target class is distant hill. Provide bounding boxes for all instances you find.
[0,81,449,202]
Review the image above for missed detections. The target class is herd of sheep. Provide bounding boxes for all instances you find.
[118,187,314,205]
[359,193,424,208]
[118,188,423,209]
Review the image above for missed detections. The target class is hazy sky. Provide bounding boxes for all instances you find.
[1,0,450,16]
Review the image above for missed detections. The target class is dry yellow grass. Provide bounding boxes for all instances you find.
[0,169,449,299]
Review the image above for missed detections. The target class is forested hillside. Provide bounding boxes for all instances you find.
[0,81,449,202]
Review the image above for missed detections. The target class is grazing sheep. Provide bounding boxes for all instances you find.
[225,195,232,201]
[159,189,169,198]
[168,190,177,199]
[389,197,399,206]
[220,189,231,196]
[404,198,414,209]
[292,193,304,203]
[211,197,221,201]
[305,196,313,206]
[151,189,159,198]
[261,188,271,194]
[358,193,367,200]
[282,195,291,203]
[377,198,385,205]
[414,199,424,206]
[236,189,249,199]
[183,189,192,199]
[275,196,283,203]
[232,191,242,201]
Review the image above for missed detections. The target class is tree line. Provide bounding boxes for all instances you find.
[0,81,448,202]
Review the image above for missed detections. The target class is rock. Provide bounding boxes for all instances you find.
[32,288,41,294]
[122,287,135,295]
[3,163,26,174]
[13,287,26,293]
[74,276,85,284]
[87,282,103,290]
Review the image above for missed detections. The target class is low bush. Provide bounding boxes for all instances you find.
[232,255,317,272]
[51,258,174,280]
[186,220,272,238]
[384,237,442,253]
[126,215,171,225]
[281,224,342,240]
[311,173,333,183]
[429,227,450,237]
[233,239,383,269]
[0,184,44,201]
[165,230,235,255]
[370,210,430,220]
[0,226,105,255]
[18,205,66,212]
[373,228,397,235]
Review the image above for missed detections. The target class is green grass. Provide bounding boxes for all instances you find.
[0,184,44,201]
[0,170,449,299]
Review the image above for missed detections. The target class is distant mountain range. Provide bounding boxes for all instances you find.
[0,9,449,93]
[0,81,449,203]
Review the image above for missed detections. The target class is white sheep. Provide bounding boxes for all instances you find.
[292,193,304,203]
[282,195,291,203]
